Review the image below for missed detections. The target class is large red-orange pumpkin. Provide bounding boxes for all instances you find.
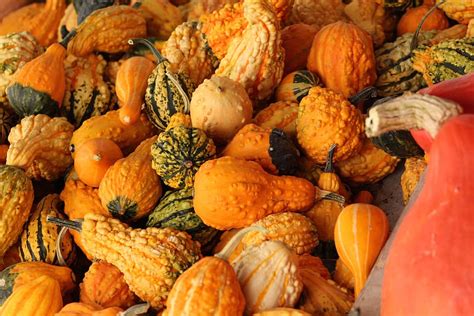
[381,115,474,316]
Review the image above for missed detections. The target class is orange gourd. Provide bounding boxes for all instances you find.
[397,4,449,36]
[74,138,124,188]
[0,145,7,164]
[55,303,123,316]
[354,191,374,204]
[335,203,389,297]
[281,24,319,75]
[117,57,155,125]
[307,21,377,98]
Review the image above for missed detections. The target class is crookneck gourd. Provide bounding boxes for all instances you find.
[99,136,162,222]
[48,213,202,309]
[254,100,298,139]
[193,156,345,230]
[0,262,75,306]
[297,86,365,164]
[62,54,113,128]
[129,38,195,131]
[221,124,299,175]
[151,124,216,189]
[19,194,75,266]
[0,32,43,106]
[215,0,285,102]
[412,37,474,86]
[7,114,74,181]
[0,165,33,258]
[276,70,321,103]
[163,21,219,87]
[400,157,427,205]
[80,261,136,309]
[307,21,377,98]
[147,188,219,253]
[0,0,66,47]
[190,75,253,144]
[67,5,147,57]
[6,34,74,118]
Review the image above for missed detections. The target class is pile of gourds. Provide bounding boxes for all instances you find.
[0,0,472,315]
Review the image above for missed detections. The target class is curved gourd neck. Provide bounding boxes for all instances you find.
[215,226,267,261]
[324,144,336,173]
[128,38,166,64]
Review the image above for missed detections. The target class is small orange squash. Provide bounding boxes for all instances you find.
[55,303,123,316]
[397,4,449,36]
[116,57,155,125]
[335,203,389,297]
[307,21,377,98]
[281,24,319,75]
[74,138,124,188]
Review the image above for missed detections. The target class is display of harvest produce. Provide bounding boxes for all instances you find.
[0,0,472,315]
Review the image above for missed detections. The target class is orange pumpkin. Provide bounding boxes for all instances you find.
[74,138,124,188]
[307,21,377,98]
[281,24,319,75]
[335,203,389,297]
[397,5,449,36]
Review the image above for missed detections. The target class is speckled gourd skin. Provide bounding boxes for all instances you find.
[438,0,474,24]
[400,157,427,205]
[7,115,74,181]
[193,156,316,230]
[80,213,202,309]
[63,54,112,128]
[19,194,75,265]
[305,197,344,242]
[70,110,156,157]
[80,261,136,309]
[0,32,42,106]
[215,0,285,102]
[67,6,147,57]
[286,0,348,29]
[232,240,303,314]
[307,21,377,98]
[99,136,162,222]
[163,21,219,87]
[296,87,364,164]
[164,257,245,316]
[336,138,400,184]
[0,165,33,257]
[254,100,298,138]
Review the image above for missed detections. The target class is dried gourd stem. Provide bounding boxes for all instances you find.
[47,216,83,232]
[365,93,462,139]
[316,187,345,204]
[119,303,150,316]
[55,226,69,266]
[59,29,77,48]
[128,38,166,63]
[410,0,447,51]
[348,86,378,105]
[324,144,337,173]
[215,226,267,261]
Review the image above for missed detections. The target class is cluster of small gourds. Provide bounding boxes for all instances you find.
[0,0,472,315]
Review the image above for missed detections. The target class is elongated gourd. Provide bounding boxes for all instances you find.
[335,203,389,297]
[193,156,345,230]
[47,214,202,309]
[117,56,155,125]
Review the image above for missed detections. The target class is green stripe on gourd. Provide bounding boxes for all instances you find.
[129,38,194,131]
[276,70,321,103]
[147,188,219,250]
[375,31,436,97]
[151,125,216,189]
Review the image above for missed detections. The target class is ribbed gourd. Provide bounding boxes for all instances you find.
[151,124,216,189]
[99,136,162,222]
[412,37,474,85]
[47,213,202,309]
[147,188,219,253]
[130,38,195,131]
[0,106,17,145]
[374,31,436,97]
[0,32,43,106]
[62,54,113,128]
[19,194,75,265]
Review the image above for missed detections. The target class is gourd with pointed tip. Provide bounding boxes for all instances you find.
[335,203,389,297]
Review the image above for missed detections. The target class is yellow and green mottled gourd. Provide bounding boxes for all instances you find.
[0,165,34,257]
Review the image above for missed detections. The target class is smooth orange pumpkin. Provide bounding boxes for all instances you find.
[397,5,449,36]
[335,203,389,297]
[74,138,124,188]
[117,57,155,125]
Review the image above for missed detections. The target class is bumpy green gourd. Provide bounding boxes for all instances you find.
[151,125,216,189]
[147,188,219,252]
[375,31,436,97]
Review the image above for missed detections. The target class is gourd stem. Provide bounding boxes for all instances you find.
[55,226,69,266]
[59,29,77,48]
[365,93,462,139]
[316,187,345,204]
[348,86,378,105]
[410,0,446,51]
[324,144,337,173]
[128,38,166,64]
[46,216,83,232]
[215,226,267,261]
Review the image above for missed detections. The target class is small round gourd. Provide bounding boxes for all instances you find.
[276,70,321,103]
[397,4,449,36]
